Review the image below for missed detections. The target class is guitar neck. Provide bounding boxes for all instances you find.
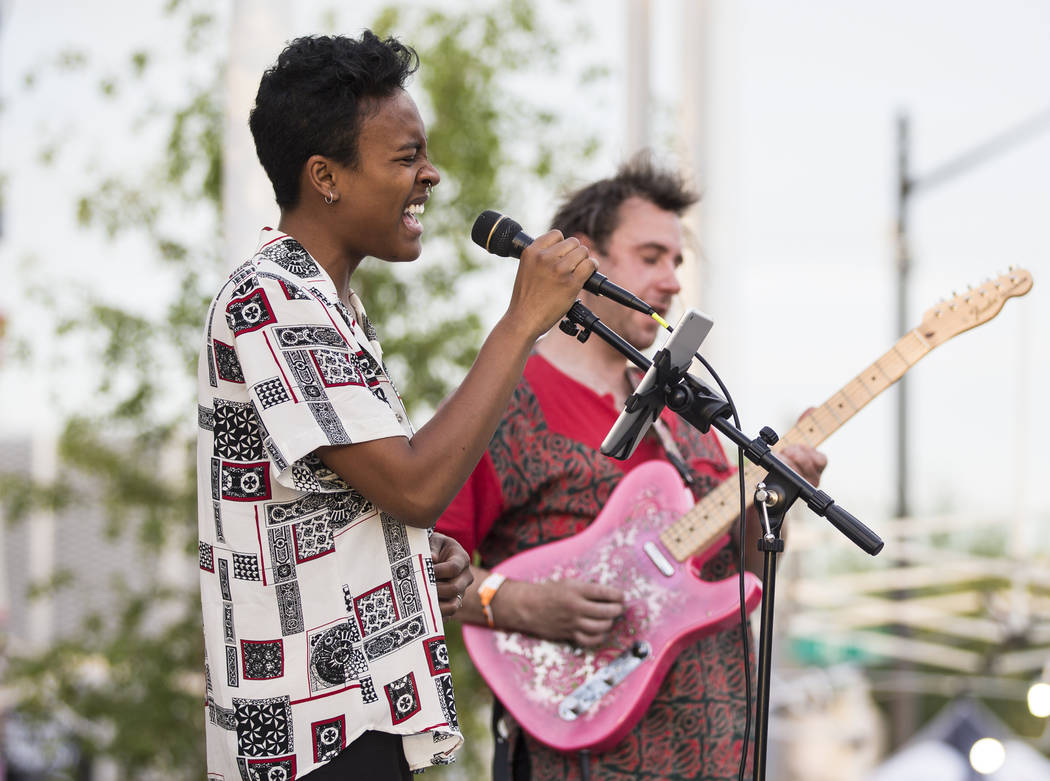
[659,328,934,561]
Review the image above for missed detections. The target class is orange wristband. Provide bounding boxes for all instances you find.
[478,572,507,628]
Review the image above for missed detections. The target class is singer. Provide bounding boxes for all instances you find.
[438,153,827,781]
[195,31,596,781]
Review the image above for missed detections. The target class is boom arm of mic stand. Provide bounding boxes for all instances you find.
[715,424,885,555]
[562,301,884,556]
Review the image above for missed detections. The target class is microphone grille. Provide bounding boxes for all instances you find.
[471,210,521,257]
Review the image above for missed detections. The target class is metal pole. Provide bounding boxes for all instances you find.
[894,112,911,521]
[891,111,919,747]
[625,0,651,155]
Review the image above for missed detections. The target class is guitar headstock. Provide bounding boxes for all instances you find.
[918,268,1034,348]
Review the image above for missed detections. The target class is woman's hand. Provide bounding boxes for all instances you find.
[430,531,473,617]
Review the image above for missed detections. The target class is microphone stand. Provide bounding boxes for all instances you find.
[559,301,884,781]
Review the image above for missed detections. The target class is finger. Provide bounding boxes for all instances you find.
[524,229,568,254]
[570,252,600,280]
[439,593,463,618]
[573,598,626,621]
[439,589,465,607]
[432,557,468,580]
[429,532,448,558]
[781,445,825,474]
[541,241,589,276]
[449,570,474,593]
[574,615,618,636]
[432,579,470,604]
[572,628,613,648]
[551,236,584,260]
[435,581,461,601]
[543,238,588,268]
[574,581,626,604]
[801,450,827,477]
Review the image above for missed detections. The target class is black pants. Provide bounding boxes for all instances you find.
[492,699,531,781]
[302,731,412,780]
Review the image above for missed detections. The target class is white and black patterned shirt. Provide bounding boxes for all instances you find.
[197,230,461,779]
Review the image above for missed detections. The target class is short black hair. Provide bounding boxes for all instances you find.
[249,31,419,209]
[550,151,699,253]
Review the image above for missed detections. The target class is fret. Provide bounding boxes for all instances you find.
[813,407,840,436]
[876,347,910,381]
[843,377,872,408]
[826,389,858,419]
[814,399,843,427]
[910,328,932,351]
[788,412,825,447]
[898,330,931,362]
[856,367,888,397]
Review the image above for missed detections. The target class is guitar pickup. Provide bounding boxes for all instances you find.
[557,641,652,721]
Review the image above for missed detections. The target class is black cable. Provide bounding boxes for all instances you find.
[580,749,591,781]
[640,320,755,779]
[691,352,752,781]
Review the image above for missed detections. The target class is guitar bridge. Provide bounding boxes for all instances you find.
[557,641,652,721]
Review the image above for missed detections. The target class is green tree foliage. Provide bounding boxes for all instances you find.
[1,1,599,777]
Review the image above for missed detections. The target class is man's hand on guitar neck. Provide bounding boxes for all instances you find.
[742,437,828,577]
[777,442,828,489]
[455,566,625,647]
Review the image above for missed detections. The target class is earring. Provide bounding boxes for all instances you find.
[324,191,335,205]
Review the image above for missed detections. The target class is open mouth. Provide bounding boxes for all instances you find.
[403,202,425,234]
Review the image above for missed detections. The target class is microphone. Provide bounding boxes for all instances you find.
[471,210,655,315]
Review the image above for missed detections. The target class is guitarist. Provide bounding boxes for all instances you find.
[437,152,827,781]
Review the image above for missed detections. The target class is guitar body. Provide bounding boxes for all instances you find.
[462,460,762,754]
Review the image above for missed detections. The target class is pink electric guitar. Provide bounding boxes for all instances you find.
[462,269,1033,754]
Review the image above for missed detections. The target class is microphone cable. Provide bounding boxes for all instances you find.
[656,320,754,781]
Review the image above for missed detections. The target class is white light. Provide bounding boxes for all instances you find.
[1028,682,1050,718]
[969,737,1006,775]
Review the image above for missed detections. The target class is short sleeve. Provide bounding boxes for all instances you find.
[436,451,504,555]
[224,270,407,489]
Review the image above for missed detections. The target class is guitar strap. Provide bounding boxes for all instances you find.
[624,370,747,561]
[491,698,530,781]
[625,368,696,489]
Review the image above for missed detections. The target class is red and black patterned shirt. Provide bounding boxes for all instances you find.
[439,353,754,781]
